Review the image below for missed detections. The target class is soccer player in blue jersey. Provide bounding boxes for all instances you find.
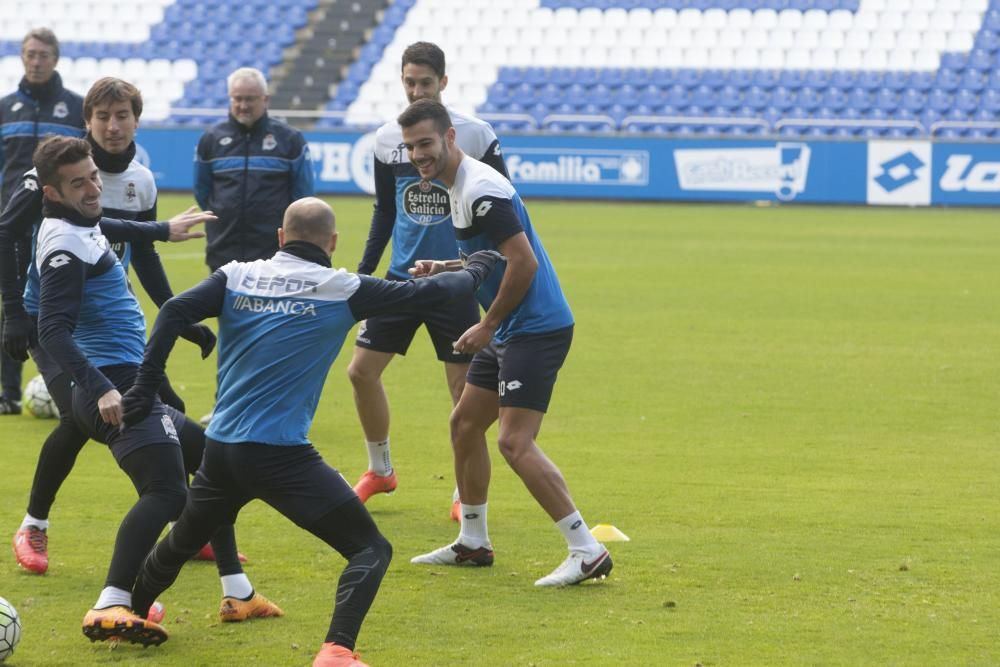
[348,42,508,517]
[3,78,226,575]
[400,100,614,587]
[119,197,502,666]
[31,136,276,647]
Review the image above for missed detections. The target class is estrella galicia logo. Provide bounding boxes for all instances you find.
[401,179,450,226]
[874,152,925,193]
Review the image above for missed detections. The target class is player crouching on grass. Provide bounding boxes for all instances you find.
[119,197,504,666]
[30,136,275,648]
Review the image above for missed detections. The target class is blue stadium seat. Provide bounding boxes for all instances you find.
[752,70,780,90]
[772,87,797,110]
[940,52,968,72]
[929,90,953,113]
[936,68,962,92]
[728,70,754,90]
[798,87,821,110]
[822,87,848,111]
[830,70,858,90]
[875,89,899,112]
[745,86,770,110]
[779,70,805,90]
[858,72,883,90]
[969,48,994,71]
[962,69,987,92]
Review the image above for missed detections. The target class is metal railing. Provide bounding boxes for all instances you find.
[159,108,1000,142]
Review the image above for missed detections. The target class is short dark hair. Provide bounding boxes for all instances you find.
[22,28,59,60]
[84,77,143,121]
[33,136,92,191]
[401,42,445,79]
[397,99,452,135]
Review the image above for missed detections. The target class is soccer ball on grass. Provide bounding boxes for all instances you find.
[23,374,58,419]
[0,597,21,662]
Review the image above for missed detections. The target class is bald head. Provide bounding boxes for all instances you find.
[280,197,337,255]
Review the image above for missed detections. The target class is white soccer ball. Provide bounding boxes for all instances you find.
[23,374,58,419]
[0,596,21,662]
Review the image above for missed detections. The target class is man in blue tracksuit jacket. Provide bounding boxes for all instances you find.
[0,28,84,411]
[194,67,314,272]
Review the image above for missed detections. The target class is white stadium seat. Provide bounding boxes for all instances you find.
[651,8,678,29]
[802,9,828,31]
[751,9,778,31]
[777,9,803,30]
[818,29,846,50]
[728,8,752,29]
[707,48,735,68]
[827,9,854,31]
[702,8,727,30]
[811,48,837,69]
[677,8,703,29]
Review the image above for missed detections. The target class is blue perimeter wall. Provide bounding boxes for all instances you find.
[135,127,1000,206]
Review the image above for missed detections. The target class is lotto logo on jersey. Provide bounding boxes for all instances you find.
[161,414,179,441]
[402,179,451,226]
[48,254,71,268]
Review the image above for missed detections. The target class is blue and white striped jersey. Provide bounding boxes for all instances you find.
[36,213,146,399]
[449,156,574,342]
[136,243,486,446]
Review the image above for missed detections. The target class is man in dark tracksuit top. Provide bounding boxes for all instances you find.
[194,67,314,272]
[119,198,502,667]
[0,28,84,412]
[31,136,264,647]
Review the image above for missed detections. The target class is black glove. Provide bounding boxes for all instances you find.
[463,250,505,287]
[121,383,157,426]
[180,323,217,359]
[2,308,36,362]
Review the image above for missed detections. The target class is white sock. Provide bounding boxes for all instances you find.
[366,439,392,476]
[221,573,253,599]
[95,586,132,610]
[556,511,601,553]
[20,514,48,531]
[457,503,489,547]
[452,487,461,503]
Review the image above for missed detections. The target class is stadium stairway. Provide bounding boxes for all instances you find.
[269,0,390,123]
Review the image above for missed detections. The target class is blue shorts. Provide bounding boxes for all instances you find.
[71,364,183,464]
[354,275,480,363]
[465,325,573,413]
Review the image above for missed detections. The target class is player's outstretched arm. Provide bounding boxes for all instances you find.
[100,206,215,245]
[349,250,503,322]
[123,272,227,425]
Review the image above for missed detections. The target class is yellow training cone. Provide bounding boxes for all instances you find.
[590,524,630,542]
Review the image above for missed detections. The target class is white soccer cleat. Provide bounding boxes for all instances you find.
[410,541,494,567]
[534,548,613,587]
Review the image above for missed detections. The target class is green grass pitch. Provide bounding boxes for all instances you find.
[2,195,999,665]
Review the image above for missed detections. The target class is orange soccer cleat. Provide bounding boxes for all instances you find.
[312,642,370,667]
[219,592,284,622]
[352,470,397,503]
[82,606,168,646]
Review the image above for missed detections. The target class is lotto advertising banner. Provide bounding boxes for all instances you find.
[134,128,999,206]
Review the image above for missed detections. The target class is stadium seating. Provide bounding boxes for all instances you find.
[1,0,999,138]
[0,0,315,122]
[337,0,1000,138]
